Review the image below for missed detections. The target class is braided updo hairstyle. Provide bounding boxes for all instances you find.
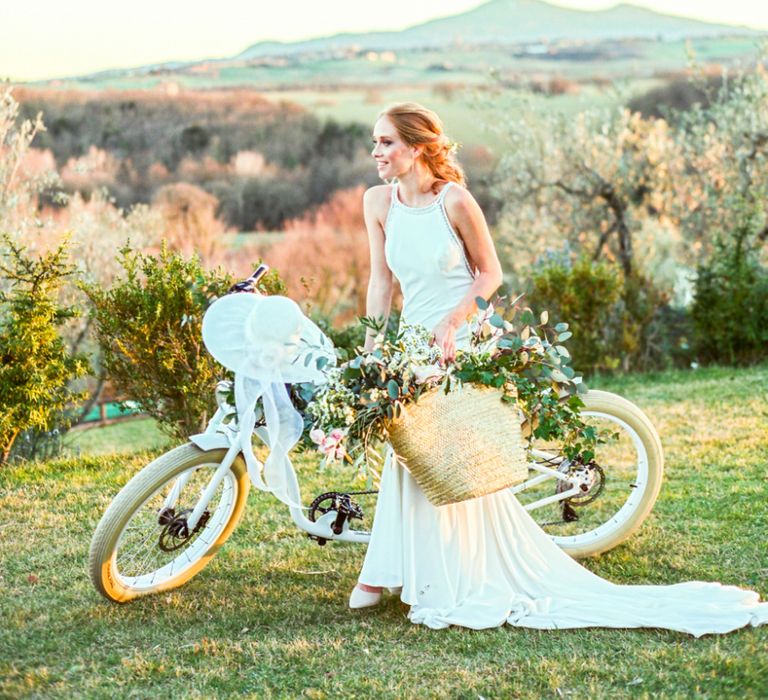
[381,102,466,193]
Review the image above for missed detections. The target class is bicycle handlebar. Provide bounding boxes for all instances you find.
[227,263,270,294]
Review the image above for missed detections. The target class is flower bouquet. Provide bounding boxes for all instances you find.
[298,294,597,506]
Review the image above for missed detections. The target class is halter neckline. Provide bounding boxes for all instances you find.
[392,181,453,211]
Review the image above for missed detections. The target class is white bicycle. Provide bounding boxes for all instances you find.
[89,268,664,603]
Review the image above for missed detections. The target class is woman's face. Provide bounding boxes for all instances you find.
[371,116,419,180]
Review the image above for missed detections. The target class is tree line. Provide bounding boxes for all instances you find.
[16,87,377,230]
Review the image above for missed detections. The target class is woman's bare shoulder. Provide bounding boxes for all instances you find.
[444,182,479,215]
[363,184,392,219]
[364,184,391,203]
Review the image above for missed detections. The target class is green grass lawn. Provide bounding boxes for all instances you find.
[65,418,171,457]
[1,365,767,698]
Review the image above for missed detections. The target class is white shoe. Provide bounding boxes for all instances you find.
[349,585,382,609]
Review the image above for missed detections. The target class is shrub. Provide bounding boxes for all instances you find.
[527,255,622,374]
[0,236,89,464]
[626,72,726,120]
[526,254,670,374]
[644,303,695,370]
[152,182,228,262]
[618,272,676,371]
[240,175,311,230]
[82,245,286,441]
[691,208,768,365]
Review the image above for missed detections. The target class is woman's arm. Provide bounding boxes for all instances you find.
[432,186,503,362]
[362,186,394,351]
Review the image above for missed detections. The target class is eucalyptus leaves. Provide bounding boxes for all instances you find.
[299,294,599,473]
[458,295,595,462]
[300,323,445,473]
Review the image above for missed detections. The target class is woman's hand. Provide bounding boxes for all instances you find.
[431,318,458,365]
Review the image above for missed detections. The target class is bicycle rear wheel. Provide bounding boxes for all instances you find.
[517,390,664,558]
[89,443,250,603]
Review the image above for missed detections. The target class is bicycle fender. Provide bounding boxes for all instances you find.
[189,433,232,451]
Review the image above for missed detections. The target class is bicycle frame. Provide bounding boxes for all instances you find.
[165,402,588,546]
[167,265,590,544]
[90,263,662,604]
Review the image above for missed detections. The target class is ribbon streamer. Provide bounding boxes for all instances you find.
[202,294,335,508]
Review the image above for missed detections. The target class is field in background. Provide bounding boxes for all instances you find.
[259,81,660,151]
[67,418,170,457]
[49,36,761,91]
[36,34,763,150]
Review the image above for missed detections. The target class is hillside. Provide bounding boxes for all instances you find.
[44,0,761,87]
[237,0,756,59]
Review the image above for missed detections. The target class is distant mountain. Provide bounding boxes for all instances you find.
[237,0,758,59]
[49,0,762,85]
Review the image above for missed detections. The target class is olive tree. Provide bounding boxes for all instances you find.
[493,104,683,283]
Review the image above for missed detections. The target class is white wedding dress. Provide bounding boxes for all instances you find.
[357,182,768,636]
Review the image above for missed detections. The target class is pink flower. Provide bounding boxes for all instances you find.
[310,426,346,461]
[321,437,346,461]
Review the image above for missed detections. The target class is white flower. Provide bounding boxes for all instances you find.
[412,362,447,385]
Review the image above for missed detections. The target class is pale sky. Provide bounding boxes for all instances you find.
[2,0,767,82]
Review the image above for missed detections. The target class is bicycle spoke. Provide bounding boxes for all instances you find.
[89,445,250,602]
[119,523,163,572]
[111,463,236,587]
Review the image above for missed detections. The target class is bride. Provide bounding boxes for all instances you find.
[348,101,768,636]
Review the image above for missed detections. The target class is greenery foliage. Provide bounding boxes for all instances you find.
[312,310,401,363]
[691,206,768,365]
[0,236,89,464]
[82,245,286,440]
[457,295,592,459]
[301,295,595,471]
[526,254,670,374]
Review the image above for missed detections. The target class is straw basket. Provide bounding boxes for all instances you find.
[387,383,529,507]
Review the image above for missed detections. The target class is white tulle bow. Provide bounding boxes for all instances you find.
[202,293,335,507]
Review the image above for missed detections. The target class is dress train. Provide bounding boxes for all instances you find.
[358,449,768,636]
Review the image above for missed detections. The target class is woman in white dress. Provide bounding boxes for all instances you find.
[349,102,768,636]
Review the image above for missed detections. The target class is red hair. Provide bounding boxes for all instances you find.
[380,102,466,192]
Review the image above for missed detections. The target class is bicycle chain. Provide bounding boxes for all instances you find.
[307,489,377,519]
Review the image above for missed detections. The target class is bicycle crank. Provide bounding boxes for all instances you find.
[307,490,375,545]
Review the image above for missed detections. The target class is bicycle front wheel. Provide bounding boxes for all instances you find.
[517,390,664,558]
[89,443,250,603]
